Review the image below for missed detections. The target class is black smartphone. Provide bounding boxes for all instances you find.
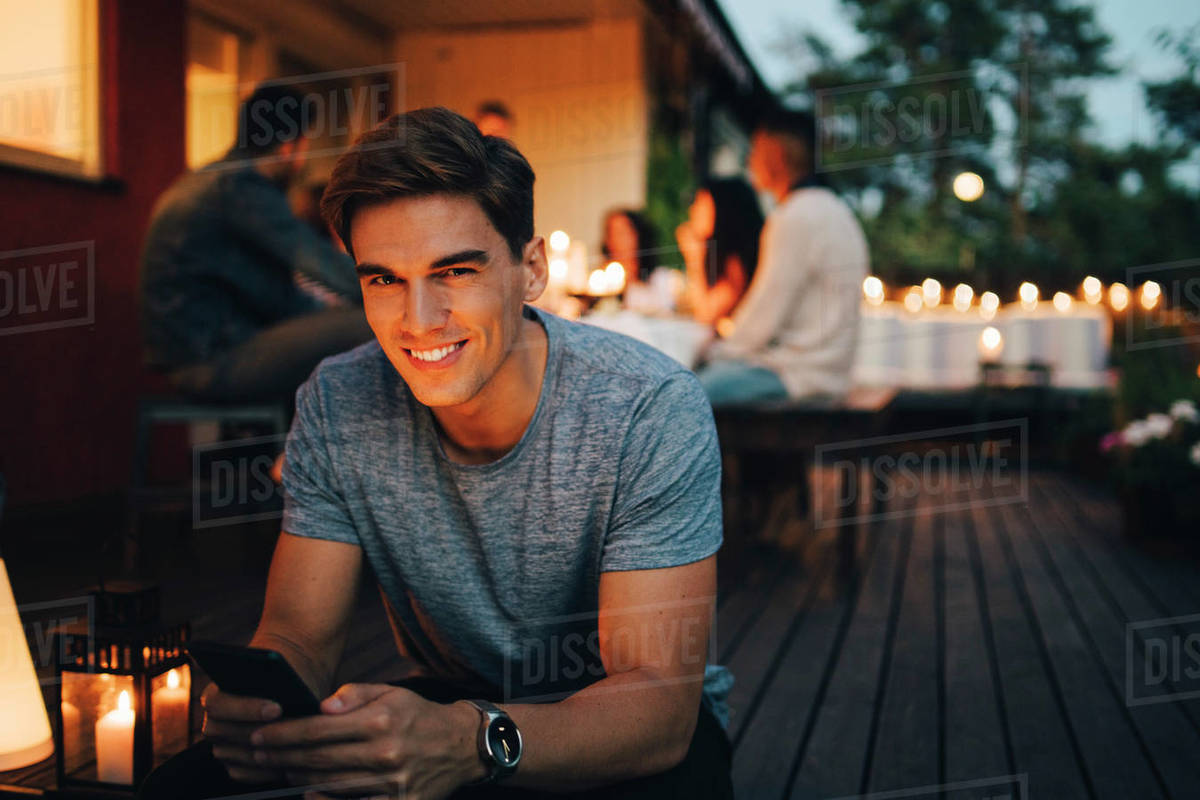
[185,640,322,718]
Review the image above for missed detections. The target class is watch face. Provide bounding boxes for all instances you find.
[487,717,522,768]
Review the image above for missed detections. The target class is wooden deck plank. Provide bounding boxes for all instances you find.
[967,481,1093,800]
[1032,479,1200,799]
[866,493,940,794]
[997,495,1167,799]
[788,488,915,798]
[942,496,1012,784]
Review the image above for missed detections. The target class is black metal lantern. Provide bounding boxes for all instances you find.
[52,582,191,793]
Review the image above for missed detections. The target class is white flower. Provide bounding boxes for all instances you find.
[1170,399,1199,424]
[1123,420,1153,447]
[1191,441,1200,467]
[1145,413,1174,439]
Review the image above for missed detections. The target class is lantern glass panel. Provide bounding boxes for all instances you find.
[60,671,135,783]
[151,664,191,768]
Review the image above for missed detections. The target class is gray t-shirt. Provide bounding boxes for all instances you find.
[281,304,732,725]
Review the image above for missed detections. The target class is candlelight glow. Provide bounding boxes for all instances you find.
[587,269,608,295]
[980,291,1000,320]
[1052,291,1072,312]
[1109,282,1130,311]
[903,287,924,313]
[167,669,180,690]
[952,283,974,312]
[863,275,885,305]
[548,230,570,252]
[1018,282,1039,310]
[548,257,568,282]
[1082,275,1102,301]
[979,326,1004,360]
[117,690,132,712]
[922,278,942,308]
[604,261,626,293]
[1140,281,1161,310]
[953,171,985,202]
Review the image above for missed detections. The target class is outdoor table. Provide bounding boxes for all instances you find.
[580,309,714,369]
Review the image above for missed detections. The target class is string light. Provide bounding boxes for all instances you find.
[1018,282,1039,310]
[980,291,1000,321]
[1109,282,1130,312]
[952,283,974,312]
[922,278,943,308]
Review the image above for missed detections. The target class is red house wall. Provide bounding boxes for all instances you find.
[0,0,186,506]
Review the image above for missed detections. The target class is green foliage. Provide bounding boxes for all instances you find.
[643,126,695,271]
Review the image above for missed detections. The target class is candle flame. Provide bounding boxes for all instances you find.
[1018,282,1038,309]
[1140,281,1161,310]
[903,287,923,313]
[548,230,570,253]
[1082,276,1101,299]
[979,326,1004,359]
[167,669,180,690]
[1052,291,1072,312]
[1109,282,1130,311]
[979,291,1000,321]
[922,278,942,307]
[952,283,973,312]
[117,690,131,712]
[863,276,884,305]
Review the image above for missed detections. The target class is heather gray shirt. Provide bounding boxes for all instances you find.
[281,305,732,725]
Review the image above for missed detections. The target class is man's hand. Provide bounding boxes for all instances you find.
[247,683,485,800]
[201,682,287,785]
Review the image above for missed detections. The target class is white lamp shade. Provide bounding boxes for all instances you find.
[0,557,55,770]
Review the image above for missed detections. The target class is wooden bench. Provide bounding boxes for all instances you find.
[713,386,898,578]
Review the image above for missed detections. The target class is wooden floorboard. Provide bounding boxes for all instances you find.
[8,467,1200,800]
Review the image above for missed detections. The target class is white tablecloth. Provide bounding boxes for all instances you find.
[580,311,713,368]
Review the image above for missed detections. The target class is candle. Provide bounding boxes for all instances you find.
[95,690,134,784]
[979,291,1000,321]
[152,669,189,758]
[862,276,884,306]
[979,326,1004,362]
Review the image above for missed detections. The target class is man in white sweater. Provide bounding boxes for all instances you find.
[697,110,869,405]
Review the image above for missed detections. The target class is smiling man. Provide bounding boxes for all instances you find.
[139,107,733,800]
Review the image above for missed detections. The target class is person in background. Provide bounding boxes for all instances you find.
[474,100,514,139]
[696,108,869,406]
[139,84,372,405]
[602,208,658,285]
[675,178,764,327]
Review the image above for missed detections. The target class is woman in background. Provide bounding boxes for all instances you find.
[602,208,658,285]
[675,177,764,325]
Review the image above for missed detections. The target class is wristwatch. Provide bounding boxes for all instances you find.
[463,699,523,783]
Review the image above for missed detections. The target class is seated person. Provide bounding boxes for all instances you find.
[139,107,733,800]
[139,84,372,404]
[602,209,677,314]
[696,109,869,406]
[674,178,764,326]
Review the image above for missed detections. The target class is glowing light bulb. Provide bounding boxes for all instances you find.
[1140,281,1161,310]
[903,287,924,313]
[980,291,1000,321]
[1018,282,1038,310]
[952,283,973,312]
[922,278,942,308]
[1109,282,1130,312]
[953,171,985,202]
[863,276,885,305]
[548,230,570,253]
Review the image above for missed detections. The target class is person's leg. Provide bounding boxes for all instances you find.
[170,306,374,404]
[696,359,788,407]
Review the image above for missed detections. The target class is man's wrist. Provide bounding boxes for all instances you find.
[450,700,490,785]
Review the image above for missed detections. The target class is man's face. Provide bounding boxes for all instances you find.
[352,194,546,408]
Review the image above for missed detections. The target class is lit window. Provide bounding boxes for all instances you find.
[0,0,101,177]
[186,16,243,169]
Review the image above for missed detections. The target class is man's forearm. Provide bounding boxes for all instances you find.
[248,627,342,700]
[492,668,702,792]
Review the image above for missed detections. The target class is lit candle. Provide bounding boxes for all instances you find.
[980,291,1000,321]
[1082,275,1102,304]
[604,261,626,293]
[1052,291,1072,313]
[903,287,923,313]
[96,690,134,784]
[1109,282,1130,312]
[1140,281,1161,310]
[952,283,974,312]
[922,278,942,308]
[588,269,608,296]
[1018,281,1039,310]
[979,326,1004,362]
[548,230,570,253]
[152,669,188,758]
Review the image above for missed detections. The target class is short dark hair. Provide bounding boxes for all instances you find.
[321,107,535,261]
[476,100,513,121]
[233,83,318,157]
[756,107,816,177]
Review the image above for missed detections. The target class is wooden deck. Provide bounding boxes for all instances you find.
[4,467,1200,799]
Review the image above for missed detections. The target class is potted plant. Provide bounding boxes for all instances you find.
[1101,400,1200,538]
